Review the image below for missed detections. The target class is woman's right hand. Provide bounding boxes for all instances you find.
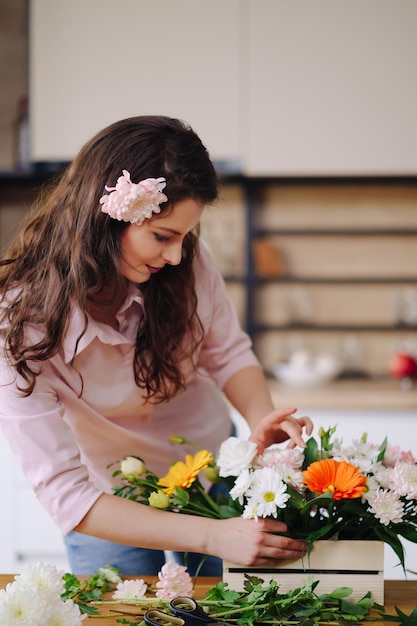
[205,516,306,566]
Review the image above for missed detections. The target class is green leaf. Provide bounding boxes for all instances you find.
[303,436,319,468]
[171,486,190,506]
[218,503,242,518]
[324,587,354,599]
[376,436,388,462]
[393,604,417,625]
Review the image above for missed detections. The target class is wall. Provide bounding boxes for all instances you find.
[0,0,27,170]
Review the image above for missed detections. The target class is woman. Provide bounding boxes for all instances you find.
[0,115,312,575]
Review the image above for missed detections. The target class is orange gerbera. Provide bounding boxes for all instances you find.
[158,450,214,496]
[302,458,367,500]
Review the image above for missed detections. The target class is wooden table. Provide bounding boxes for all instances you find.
[0,575,416,624]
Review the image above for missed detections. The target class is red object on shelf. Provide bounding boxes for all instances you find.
[389,352,417,379]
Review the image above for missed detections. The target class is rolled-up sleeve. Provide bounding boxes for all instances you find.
[195,245,261,388]
[0,356,102,534]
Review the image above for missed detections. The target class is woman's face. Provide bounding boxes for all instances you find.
[119,198,204,283]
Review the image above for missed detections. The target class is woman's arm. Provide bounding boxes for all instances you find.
[222,365,313,452]
[74,493,306,566]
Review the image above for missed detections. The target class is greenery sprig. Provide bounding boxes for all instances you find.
[69,569,417,625]
[61,565,123,616]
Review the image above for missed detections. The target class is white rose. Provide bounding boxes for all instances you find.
[120,456,145,478]
[217,437,258,477]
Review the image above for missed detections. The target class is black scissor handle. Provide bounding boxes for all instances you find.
[169,596,216,623]
[144,609,185,626]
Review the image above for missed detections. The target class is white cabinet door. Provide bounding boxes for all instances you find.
[30,0,241,165]
[0,435,69,573]
[244,0,417,175]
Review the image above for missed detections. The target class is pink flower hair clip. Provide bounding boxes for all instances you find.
[100,170,168,225]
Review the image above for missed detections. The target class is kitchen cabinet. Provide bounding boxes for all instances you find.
[29,0,241,166]
[28,1,417,175]
[244,1,417,175]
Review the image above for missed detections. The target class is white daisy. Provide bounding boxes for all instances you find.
[245,467,290,518]
[229,468,253,505]
[275,463,305,491]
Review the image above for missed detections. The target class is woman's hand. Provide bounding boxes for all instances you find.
[206,516,306,566]
[249,407,313,453]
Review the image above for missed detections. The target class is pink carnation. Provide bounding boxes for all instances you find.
[155,562,193,599]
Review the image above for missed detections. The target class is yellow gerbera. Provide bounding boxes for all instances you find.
[158,450,214,495]
[303,458,367,500]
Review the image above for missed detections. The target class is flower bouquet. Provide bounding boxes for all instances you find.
[113,426,417,600]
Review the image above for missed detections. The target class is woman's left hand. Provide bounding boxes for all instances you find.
[249,407,313,453]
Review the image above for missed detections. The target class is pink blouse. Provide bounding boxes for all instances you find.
[0,245,260,534]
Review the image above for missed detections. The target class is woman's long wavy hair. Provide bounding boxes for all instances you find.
[0,116,218,401]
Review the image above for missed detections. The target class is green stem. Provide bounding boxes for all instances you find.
[196,483,220,514]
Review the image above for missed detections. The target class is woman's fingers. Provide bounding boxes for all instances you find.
[213,517,307,567]
[250,409,314,452]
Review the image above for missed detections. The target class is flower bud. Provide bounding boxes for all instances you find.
[120,456,145,478]
[169,436,186,445]
[149,490,170,509]
[203,465,221,483]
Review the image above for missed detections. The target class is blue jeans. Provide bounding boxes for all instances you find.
[64,480,230,576]
[64,532,222,576]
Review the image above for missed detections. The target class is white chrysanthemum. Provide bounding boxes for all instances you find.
[229,468,253,505]
[245,467,289,518]
[331,438,378,474]
[0,585,49,626]
[217,437,258,477]
[385,461,417,499]
[112,579,147,599]
[43,597,85,626]
[368,489,404,525]
[14,562,65,596]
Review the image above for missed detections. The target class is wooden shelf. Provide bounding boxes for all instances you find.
[267,377,417,410]
[253,228,417,237]
[252,276,417,284]
[254,324,417,332]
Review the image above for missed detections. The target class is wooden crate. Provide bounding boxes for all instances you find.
[223,540,384,604]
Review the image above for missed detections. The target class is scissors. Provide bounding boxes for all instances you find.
[144,596,227,626]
